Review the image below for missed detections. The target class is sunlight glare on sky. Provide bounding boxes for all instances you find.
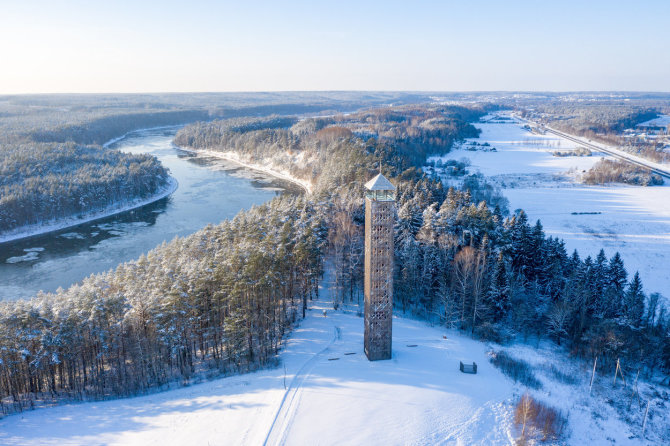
[1,0,668,93]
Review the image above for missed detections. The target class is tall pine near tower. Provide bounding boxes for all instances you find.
[606,252,628,318]
[624,272,645,327]
[486,252,510,323]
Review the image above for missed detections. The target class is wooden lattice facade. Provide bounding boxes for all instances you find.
[364,174,395,361]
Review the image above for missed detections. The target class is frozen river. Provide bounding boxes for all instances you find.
[0,127,300,300]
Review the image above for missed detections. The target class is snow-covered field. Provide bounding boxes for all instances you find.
[0,298,516,445]
[3,290,666,445]
[638,115,670,128]
[430,116,670,299]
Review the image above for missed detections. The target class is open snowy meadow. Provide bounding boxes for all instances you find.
[0,297,516,445]
[429,115,670,300]
[2,292,666,445]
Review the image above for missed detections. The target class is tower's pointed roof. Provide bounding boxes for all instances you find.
[364,173,396,191]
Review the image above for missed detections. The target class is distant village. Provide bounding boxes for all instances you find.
[625,115,670,152]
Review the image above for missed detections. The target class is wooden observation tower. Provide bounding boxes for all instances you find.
[363,172,395,361]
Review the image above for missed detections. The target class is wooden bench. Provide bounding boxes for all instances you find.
[460,361,477,374]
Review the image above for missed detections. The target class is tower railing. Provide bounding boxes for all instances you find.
[365,190,395,201]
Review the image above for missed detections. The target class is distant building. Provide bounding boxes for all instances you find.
[363,173,396,361]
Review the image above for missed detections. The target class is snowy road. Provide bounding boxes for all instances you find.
[543,126,670,179]
[516,115,670,178]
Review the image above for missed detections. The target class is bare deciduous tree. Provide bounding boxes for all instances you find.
[546,301,572,345]
[452,246,488,332]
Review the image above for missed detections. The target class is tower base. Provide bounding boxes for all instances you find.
[364,316,392,361]
[364,347,391,361]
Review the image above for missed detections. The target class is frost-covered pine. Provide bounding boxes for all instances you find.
[485,253,511,323]
[624,272,645,326]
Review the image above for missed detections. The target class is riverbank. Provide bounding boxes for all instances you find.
[0,125,187,246]
[102,124,184,148]
[0,127,290,301]
[0,177,178,245]
[177,146,313,194]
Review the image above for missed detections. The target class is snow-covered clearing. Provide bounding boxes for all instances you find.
[3,285,667,444]
[496,341,669,445]
[638,115,670,128]
[0,299,516,445]
[429,115,670,299]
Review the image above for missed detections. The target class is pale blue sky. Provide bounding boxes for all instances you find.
[1,0,668,93]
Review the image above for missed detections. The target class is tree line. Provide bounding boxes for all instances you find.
[177,106,669,383]
[0,196,324,416]
[582,158,664,186]
[0,142,170,233]
[173,105,487,194]
[394,185,668,375]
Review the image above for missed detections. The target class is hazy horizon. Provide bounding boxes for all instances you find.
[2,0,669,94]
[3,90,670,97]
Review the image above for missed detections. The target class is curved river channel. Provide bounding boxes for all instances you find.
[0,127,301,301]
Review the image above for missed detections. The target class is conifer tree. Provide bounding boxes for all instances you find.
[606,252,628,318]
[486,253,510,322]
[663,335,670,373]
[624,272,645,326]
[507,210,533,276]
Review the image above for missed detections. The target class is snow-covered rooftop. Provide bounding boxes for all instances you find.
[364,173,396,191]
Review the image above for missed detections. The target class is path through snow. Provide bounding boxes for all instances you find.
[1,293,661,445]
[0,297,518,446]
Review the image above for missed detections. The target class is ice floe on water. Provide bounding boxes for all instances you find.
[95,222,150,234]
[95,223,117,231]
[6,252,40,264]
[59,232,87,240]
[23,247,45,252]
[5,247,46,264]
